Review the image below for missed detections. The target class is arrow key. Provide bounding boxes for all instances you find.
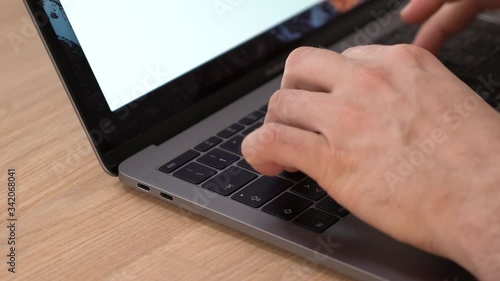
[262,192,312,221]
[291,178,327,201]
[317,197,349,217]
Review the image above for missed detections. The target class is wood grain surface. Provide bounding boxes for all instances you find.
[0,1,354,280]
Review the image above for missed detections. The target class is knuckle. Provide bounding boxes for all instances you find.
[341,46,363,56]
[242,123,281,160]
[241,134,256,159]
[258,122,279,143]
[388,44,429,61]
[387,44,439,70]
[268,90,284,112]
[268,90,291,120]
[285,47,313,72]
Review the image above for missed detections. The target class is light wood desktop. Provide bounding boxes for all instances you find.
[0,2,353,281]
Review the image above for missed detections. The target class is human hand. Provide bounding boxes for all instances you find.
[242,45,500,280]
[401,0,500,54]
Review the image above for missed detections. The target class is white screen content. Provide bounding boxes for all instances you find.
[60,0,321,111]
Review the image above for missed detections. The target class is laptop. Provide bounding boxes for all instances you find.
[25,0,499,280]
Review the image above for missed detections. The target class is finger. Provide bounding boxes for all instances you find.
[281,47,350,92]
[265,89,331,133]
[242,122,329,180]
[413,0,481,54]
[400,0,448,24]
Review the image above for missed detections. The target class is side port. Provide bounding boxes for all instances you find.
[137,183,151,192]
[160,192,174,201]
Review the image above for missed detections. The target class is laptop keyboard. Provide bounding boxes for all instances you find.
[159,106,348,233]
[375,19,500,109]
[158,19,499,234]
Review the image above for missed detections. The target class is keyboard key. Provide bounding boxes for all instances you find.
[291,178,327,201]
[173,162,217,184]
[194,136,222,152]
[159,150,200,173]
[294,208,339,233]
[237,159,259,173]
[197,148,239,170]
[450,53,477,66]
[280,171,307,182]
[202,166,257,196]
[262,192,313,221]
[221,135,244,155]
[317,197,349,217]
[241,122,263,136]
[232,176,292,208]
[217,123,244,139]
[239,111,265,125]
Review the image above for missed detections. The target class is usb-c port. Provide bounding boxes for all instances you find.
[137,183,151,192]
[160,192,173,201]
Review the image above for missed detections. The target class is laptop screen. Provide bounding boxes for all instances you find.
[36,0,378,171]
[52,0,364,111]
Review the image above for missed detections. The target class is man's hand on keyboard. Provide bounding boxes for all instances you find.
[242,45,500,281]
[401,0,500,54]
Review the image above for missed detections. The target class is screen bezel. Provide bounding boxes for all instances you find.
[24,0,401,175]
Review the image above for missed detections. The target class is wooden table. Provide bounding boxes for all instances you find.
[0,2,352,280]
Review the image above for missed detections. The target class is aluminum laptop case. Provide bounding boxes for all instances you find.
[25,0,498,280]
[120,13,481,281]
